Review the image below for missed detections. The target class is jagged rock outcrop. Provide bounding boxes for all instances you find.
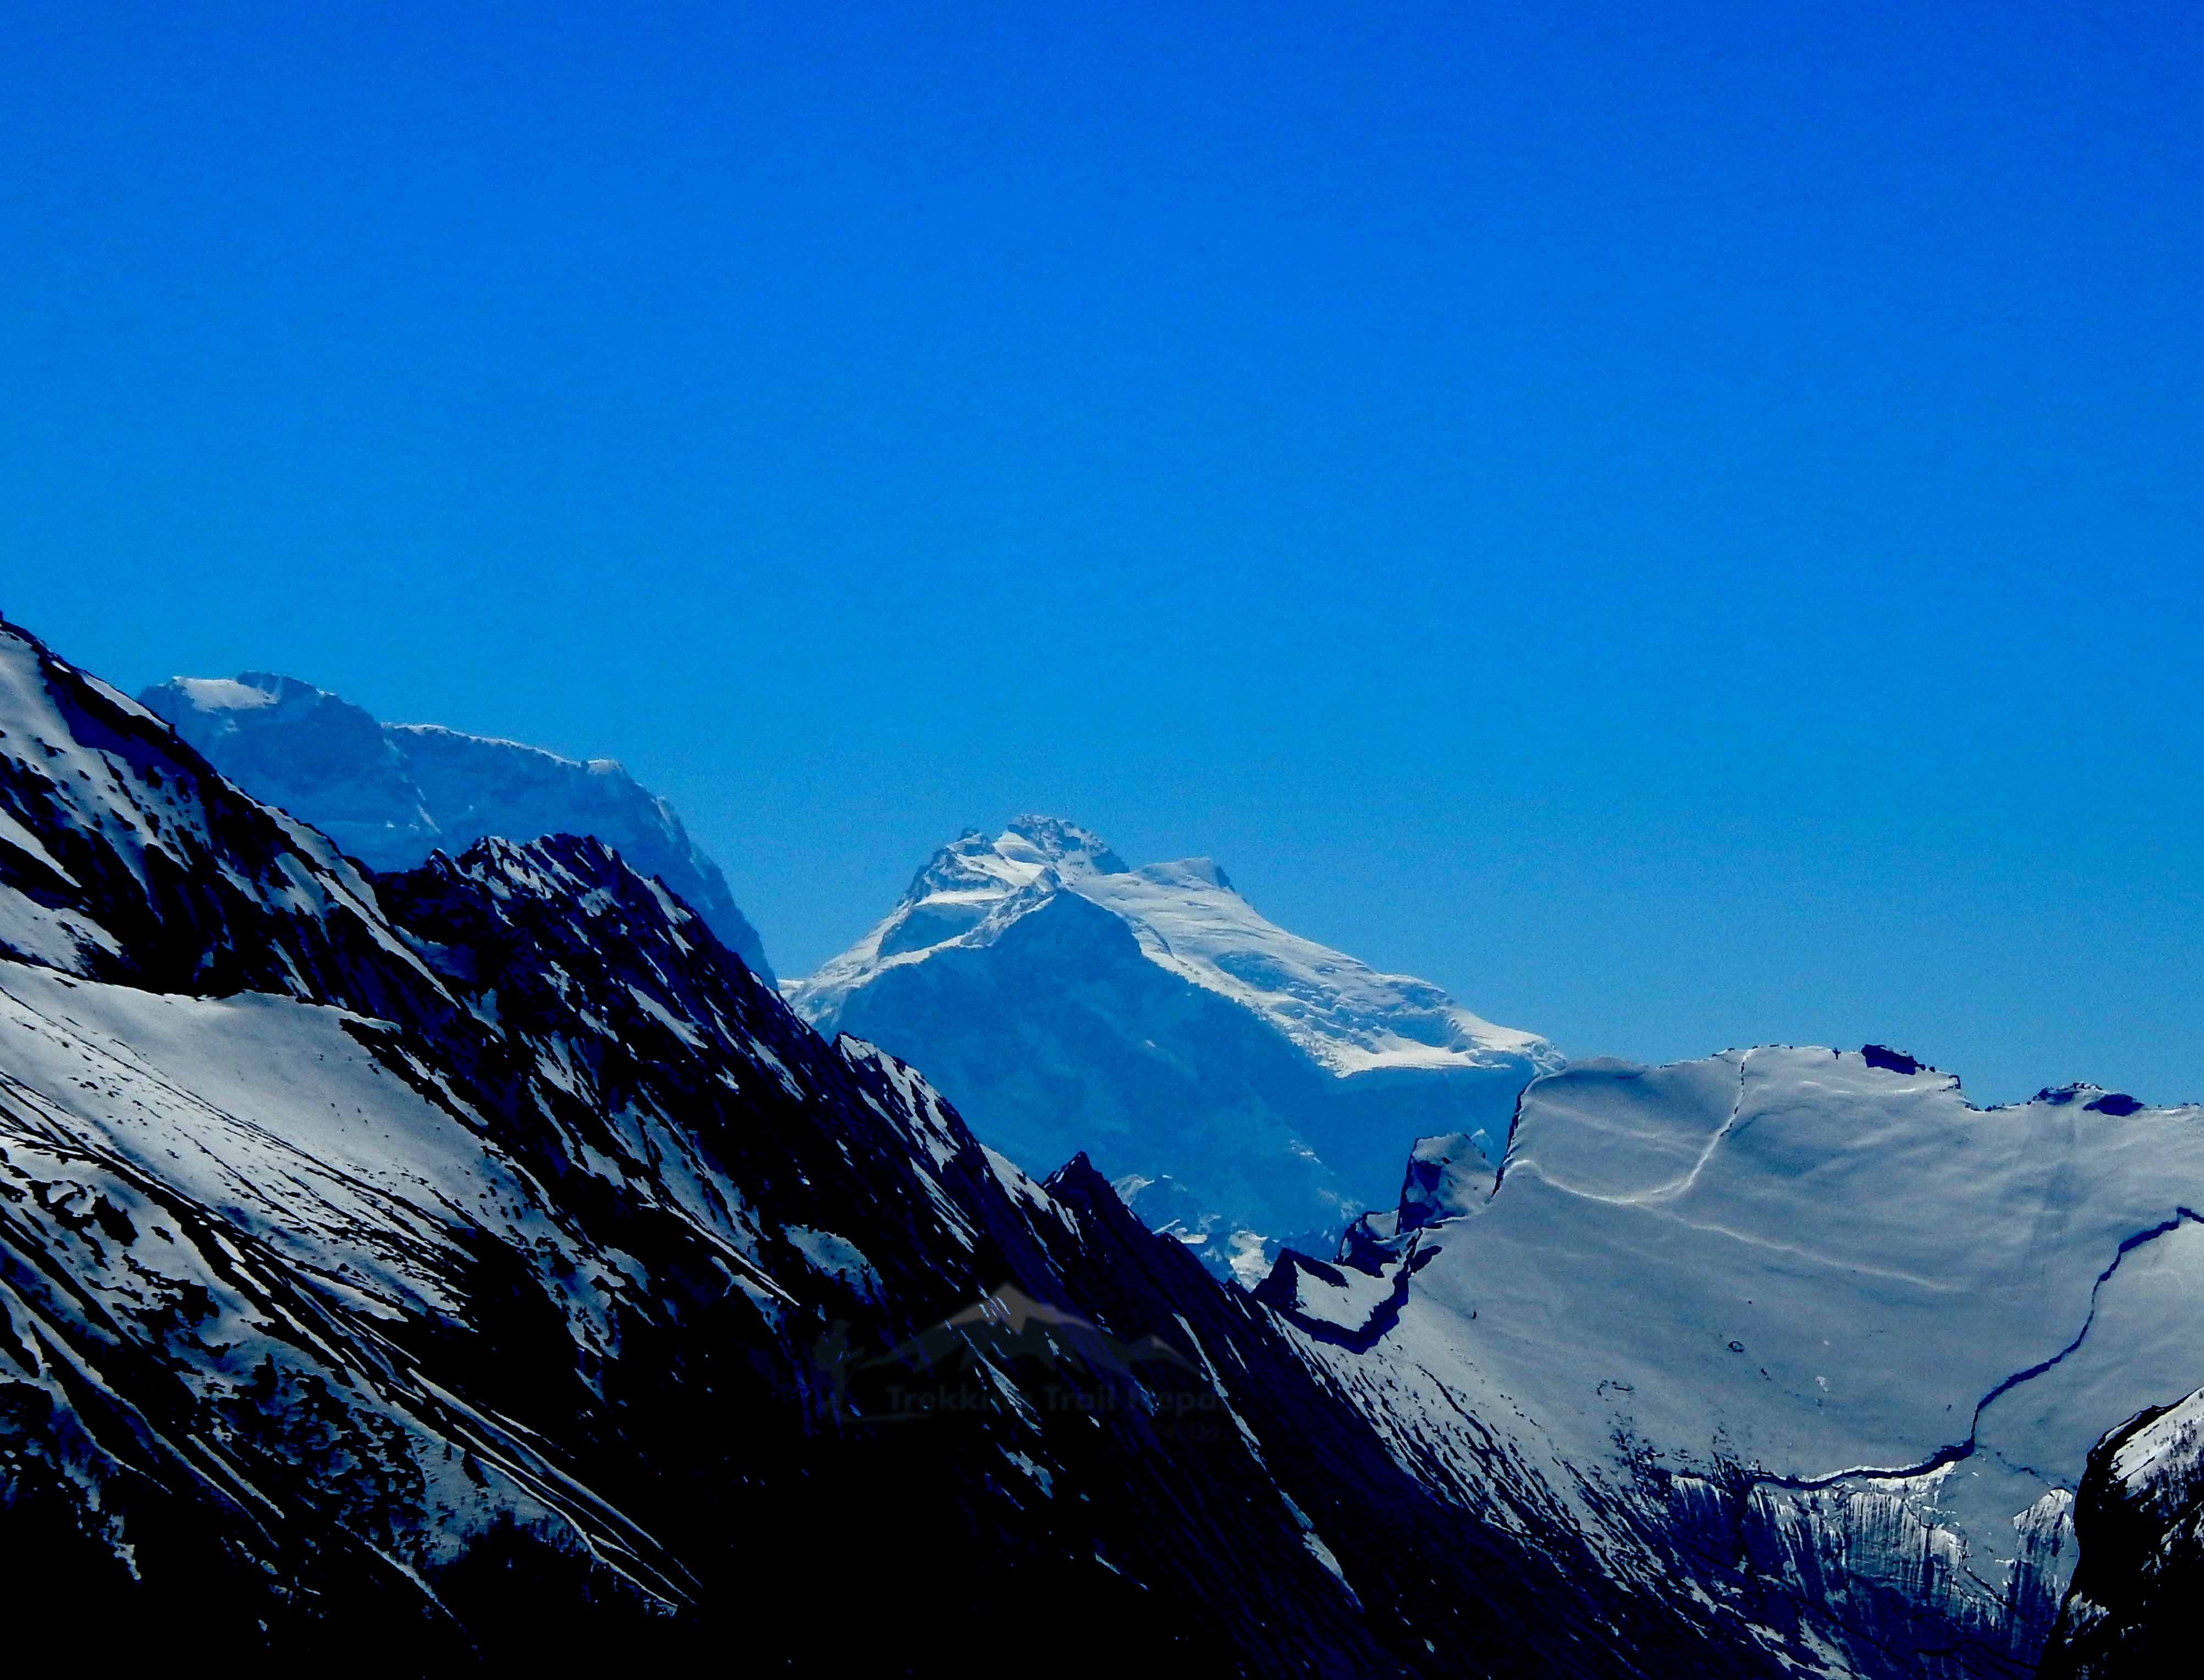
[2040,1386,2204,1677]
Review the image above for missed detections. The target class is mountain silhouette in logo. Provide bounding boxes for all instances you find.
[813,1285,1199,1423]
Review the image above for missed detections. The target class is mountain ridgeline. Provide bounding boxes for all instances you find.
[3,615,2201,1675]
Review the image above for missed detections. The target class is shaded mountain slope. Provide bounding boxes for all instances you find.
[2040,1385,2204,1677]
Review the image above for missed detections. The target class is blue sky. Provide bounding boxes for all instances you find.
[5,2,2199,1104]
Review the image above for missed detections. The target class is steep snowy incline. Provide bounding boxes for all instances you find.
[1263,1046,2204,1676]
[788,816,1556,1276]
[1077,859,1550,1076]
[139,669,772,981]
[795,815,1546,1075]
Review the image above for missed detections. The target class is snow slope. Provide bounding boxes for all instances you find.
[139,669,772,981]
[796,815,1545,1076]
[788,816,1557,1274]
[1263,1046,2204,1675]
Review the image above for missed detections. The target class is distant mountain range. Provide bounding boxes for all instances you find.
[787,815,1558,1278]
[141,673,1564,1276]
[4,615,2201,1673]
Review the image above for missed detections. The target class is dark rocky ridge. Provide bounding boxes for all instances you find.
[2040,1387,2204,1678]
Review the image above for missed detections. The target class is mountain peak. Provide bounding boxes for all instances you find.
[1136,855,1235,894]
[786,814,1558,1268]
[999,815,1129,875]
[140,671,773,983]
[802,815,1555,1079]
[895,815,1125,911]
[160,671,298,714]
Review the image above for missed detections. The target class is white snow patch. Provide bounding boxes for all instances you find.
[784,1225,881,1301]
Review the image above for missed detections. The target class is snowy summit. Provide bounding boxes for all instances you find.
[789,816,1557,1275]
[796,815,1548,1077]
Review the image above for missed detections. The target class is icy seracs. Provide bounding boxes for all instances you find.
[786,815,1558,1276]
[139,668,773,981]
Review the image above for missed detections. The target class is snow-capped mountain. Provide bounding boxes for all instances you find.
[788,816,1557,1276]
[2,616,1769,1673]
[139,670,772,982]
[8,614,2191,1675]
[1261,1046,2204,1675]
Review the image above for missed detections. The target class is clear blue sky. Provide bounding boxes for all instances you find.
[5,2,2199,1104]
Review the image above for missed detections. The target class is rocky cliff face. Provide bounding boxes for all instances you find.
[2040,1386,2204,1677]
